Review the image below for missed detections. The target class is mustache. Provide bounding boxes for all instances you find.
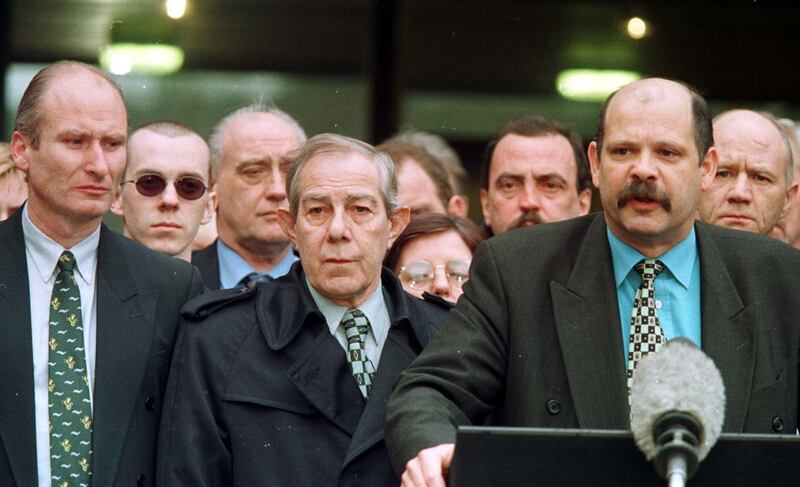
[510,212,544,229]
[617,180,672,212]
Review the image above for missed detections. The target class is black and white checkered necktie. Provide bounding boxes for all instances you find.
[341,308,376,399]
[626,258,667,396]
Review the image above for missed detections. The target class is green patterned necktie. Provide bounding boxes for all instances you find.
[48,250,92,487]
[341,308,376,399]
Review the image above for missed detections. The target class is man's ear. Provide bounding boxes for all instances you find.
[110,188,124,217]
[387,206,411,248]
[781,182,799,219]
[10,131,32,173]
[277,208,298,245]
[578,188,592,215]
[479,188,491,228]
[201,191,218,225]
[700,146,719,192]
[446,195,469,218]
[588,141,602,189]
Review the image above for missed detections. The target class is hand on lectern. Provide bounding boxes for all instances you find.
[401,443,455,487]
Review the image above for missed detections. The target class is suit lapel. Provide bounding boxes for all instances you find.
[551,215,630,429]
[287,325,365,436]
[91,228,157,486]
[0,214,38,486]
[342,324,418,467]
[696,224,753,432]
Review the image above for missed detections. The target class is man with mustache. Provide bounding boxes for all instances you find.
[385,78,800,487]
[158,134,448,485]
[698,110,797,236]
[479,115,593,235]
[191,103,305,289]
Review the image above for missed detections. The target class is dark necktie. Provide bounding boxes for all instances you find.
[49,250,92,486]
[626,258,667,396]
[237,272,273,289]
[341,308,376,399]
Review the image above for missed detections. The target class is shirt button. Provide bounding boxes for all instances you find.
[655,300,662,309]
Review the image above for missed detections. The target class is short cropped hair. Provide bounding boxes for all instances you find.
[384,212,486,271]
[285,134,399,218]
[595,78,713,166]
[392,131,467,195]
[482,115,591,193]
[127,120,211,180]
[14,60,125,149]
[208,102,307,178]
[377,138,454,210]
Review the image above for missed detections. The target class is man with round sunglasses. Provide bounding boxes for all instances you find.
[112,121,216,262]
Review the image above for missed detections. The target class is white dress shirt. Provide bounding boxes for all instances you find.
[22,206,99,487]
[306,278,391,368]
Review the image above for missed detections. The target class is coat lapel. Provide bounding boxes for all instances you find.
[0,213,38,486]
[342,322,418,467]
[91,228,158,486]
[551,215,630,429]
[696,223,753,432]
[286,326,366,436]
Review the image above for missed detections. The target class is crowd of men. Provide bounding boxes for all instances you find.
[0,60,798,487]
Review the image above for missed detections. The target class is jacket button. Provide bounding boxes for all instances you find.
[771,416,784,432]
[137,473,145,486]
[144,396,157,411]
[546,399,561,415]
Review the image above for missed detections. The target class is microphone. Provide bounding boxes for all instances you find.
[630,338,726,487]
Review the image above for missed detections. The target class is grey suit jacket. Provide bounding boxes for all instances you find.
[385,213,800,473]
[0,210,204,487]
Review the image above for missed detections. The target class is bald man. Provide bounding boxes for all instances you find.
[698,110,798,235]
[385,79,800,487]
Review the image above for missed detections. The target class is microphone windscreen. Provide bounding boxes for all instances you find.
[630,338,725,461]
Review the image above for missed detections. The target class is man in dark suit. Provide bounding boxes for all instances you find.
[0,60,203,487]
[191,104,305,289]
[158,134,449,485]
[385,78,800,486]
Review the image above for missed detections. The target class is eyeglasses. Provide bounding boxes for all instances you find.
[398,259,471,291]
[121,174,208,201]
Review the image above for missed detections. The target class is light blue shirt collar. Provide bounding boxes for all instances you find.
[306,277,389,344]
[216,238,298,288]
[607,226,697,289]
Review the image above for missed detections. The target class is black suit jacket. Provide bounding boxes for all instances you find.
[0,210,204,487]
[385,213,800,472]
[157,263,448,486]
[191,239,221,290]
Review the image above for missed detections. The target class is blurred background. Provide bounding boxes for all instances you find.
[2,0,799,217]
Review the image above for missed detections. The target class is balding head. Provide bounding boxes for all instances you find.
[596,78,713,165]
[698,109,798,235]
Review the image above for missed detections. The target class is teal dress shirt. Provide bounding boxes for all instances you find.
[607,226,702,364]
[217,238,298,289]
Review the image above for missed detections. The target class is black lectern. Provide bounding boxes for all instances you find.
[449,427,800,486]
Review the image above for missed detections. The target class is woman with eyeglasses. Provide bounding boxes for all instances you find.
[384,212,486,303]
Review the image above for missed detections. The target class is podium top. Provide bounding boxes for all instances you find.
[449,426,800,487]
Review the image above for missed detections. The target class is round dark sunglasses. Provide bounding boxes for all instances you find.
[121,174,208,201]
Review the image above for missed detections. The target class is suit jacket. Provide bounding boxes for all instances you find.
[385,212,800,473]
[157,262,448,486]
[191,239,221,290]
[0,210,204,487]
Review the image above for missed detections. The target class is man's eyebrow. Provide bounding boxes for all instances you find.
[535,173,568,183]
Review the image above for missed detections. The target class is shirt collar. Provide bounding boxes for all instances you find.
[306,276,387,342]
[217,239,298,288]
[21,204,100,286]
[606,225,697,289]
